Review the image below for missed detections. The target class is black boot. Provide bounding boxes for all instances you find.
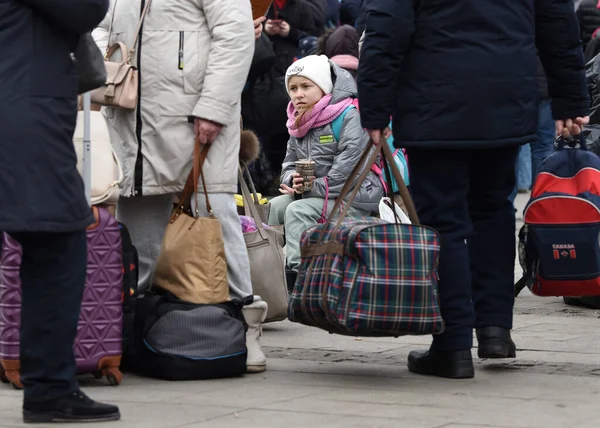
[476,326,516,359]
[286,269,297,293]
[23,391,120,424]
[407,348,474,379]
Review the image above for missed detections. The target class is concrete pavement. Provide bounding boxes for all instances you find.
[0,192,598,428]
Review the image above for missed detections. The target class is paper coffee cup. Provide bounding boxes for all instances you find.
[295,159,315,192]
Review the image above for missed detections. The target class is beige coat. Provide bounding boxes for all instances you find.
[92,0,254,196]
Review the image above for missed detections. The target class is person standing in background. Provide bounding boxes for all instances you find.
[577,0,600,51]
[358,0,589,379]
[93,0,267,373]
[0,0,120,423]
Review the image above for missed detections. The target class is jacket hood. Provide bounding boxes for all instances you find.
[329,61,357,104]
[324,25,360,58]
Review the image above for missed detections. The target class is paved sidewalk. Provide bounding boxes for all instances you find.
[1,193,599,428]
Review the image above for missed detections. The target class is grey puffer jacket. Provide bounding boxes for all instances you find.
[281,63,384,213]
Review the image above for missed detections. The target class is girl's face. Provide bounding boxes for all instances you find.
[288,76,324,111]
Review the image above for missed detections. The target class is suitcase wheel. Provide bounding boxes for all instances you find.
[102,367,123,386]
[92,371,103,379]
[0,363,23,390]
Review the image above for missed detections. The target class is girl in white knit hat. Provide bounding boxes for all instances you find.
[267,55,384,289]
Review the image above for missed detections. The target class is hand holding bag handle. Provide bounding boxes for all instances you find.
[175,139,214,220]
[154,139,229,304]
[317,140,419,243]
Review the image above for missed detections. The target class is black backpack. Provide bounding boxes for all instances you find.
[118,222,139,371]
[127,291,250,381]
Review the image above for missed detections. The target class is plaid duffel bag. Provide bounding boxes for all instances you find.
[288,140,445,337]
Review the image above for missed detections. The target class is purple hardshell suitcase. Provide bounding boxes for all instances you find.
[0,93,124,389]
[0,207,124,389]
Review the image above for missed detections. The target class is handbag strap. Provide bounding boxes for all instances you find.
[105,0,153,63]
[318,177,329,224]
[238,168,270,242]
[240,161,262,217]
[172,139,213,222]
[318,140,420,241]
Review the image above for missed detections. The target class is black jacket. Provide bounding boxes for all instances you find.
[354,0,366,35]
[358,0,589,150]
[537,59,549,101]
[267,0,322,75]
[577,0,600,51]
[340,0,362,27]
[306,0,327,31]
[0,0,108,232]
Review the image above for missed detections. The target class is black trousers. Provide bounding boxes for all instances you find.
[9,231,86,403]
[406,146,519,351]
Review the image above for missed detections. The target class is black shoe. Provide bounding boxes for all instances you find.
[407,348,474,379]
[286,269,297,293]
[23,391,120,424]
[476,326,516,359]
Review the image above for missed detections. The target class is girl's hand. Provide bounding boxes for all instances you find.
[279,183,295,196]
[292,173,305,193]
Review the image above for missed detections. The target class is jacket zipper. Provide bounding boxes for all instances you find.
[178,32,184,70]
[133,0,146,196]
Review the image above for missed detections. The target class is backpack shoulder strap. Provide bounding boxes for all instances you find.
[331,105,356,142]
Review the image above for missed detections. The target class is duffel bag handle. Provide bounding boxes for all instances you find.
[321,138,420,240]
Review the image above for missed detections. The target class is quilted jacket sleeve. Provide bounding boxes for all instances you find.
[192,0,255,126]
[357,0,415,130]
[17,0,109,34]
[535,0,589,119]
[308,108,370,199]
[281,137,300,187]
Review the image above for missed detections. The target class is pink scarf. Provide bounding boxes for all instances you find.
[286,94,354,138]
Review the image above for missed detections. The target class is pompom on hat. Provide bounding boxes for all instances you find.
[285,55,333,96]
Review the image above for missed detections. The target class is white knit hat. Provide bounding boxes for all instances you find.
[285,55,333,96]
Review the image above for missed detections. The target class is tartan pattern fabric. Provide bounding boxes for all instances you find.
[288,218,445,337]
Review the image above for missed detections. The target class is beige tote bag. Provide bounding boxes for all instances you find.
[153,141,229,304]
[239,169,288,322]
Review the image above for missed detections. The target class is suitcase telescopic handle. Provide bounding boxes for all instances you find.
[82,92,92,204]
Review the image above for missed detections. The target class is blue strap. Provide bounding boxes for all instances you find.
[331,105,356,141]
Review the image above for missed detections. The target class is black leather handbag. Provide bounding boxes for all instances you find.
[74,33,107,95]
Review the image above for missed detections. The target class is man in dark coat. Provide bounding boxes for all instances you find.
[0,0,120,422]
[358,0,589,379]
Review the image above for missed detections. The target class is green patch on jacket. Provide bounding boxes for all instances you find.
[319,134,334,144]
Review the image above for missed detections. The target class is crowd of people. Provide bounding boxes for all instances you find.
[0,0,595,423]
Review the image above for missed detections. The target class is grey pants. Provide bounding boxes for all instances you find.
[268,195,369,272]
[117,193,252,300]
